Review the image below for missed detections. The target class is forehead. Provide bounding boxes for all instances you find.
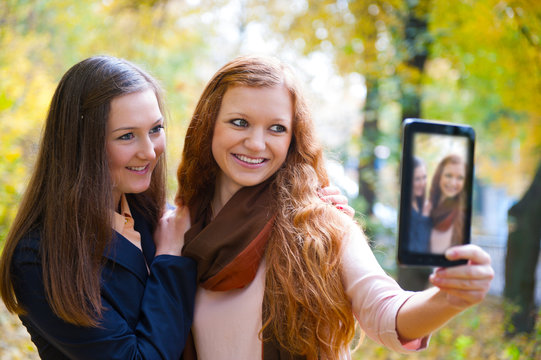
[220,85,293,120]
[108,89,161,127]
[443,161,465,173]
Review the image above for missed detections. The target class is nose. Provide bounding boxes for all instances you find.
[137,135,157,160]
[244,128,266,152]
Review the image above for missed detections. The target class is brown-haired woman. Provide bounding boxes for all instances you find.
[172,55,494,359]
[428,154,467,253]
[0,56,197,359]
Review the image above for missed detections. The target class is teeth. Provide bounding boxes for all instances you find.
[128,165,146,171]
[236,154,264,164]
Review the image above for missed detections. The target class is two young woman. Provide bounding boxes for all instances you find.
[0,55,350,359]
[410,154,468,254]
[170,55,494,359]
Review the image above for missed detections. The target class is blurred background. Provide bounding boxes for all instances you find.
[0,0,540,358]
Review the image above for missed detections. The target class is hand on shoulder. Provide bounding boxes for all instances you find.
[154,206,191,257]
[318,185,355,219]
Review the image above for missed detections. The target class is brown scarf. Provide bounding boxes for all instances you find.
[182,180,299,360]
[431,197,459,231]
[431,197,464,246]
[182,180,274,289]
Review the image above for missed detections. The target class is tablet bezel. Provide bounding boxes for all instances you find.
[397,118,475,267]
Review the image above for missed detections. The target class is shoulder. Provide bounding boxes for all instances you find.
[339,219,371,261]
[12,230,42,266]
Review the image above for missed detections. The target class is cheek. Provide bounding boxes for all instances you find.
[276,137,292,163]
[211,137,219,164]
[106,144,123,170]
[155,137,166,158]
[440,177,446,189]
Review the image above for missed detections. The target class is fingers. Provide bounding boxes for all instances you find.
[318,186,356,219]
[154,206,191,256]
[318,185,348,206]
[321,194,349,206]
[445,244,492,265]
[430,269,493,290]
[429,246,495,307]
[321,194,355,219]
[318,185,341,196]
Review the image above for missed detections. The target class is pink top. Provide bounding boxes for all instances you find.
[192,224,429,359]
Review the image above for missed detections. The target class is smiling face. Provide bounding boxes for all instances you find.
[211,85,293,201]
[106,89,165,207]
[439,162,465,199]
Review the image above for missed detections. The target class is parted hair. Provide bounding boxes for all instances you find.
[176,55,356,359]
[0,56,167,326]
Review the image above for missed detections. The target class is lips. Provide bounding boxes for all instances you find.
[233,154,266,165]
[126,164,150,173]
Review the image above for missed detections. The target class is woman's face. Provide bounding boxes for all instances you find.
[412,164,427,197]
[106,89,165,206]
[211,85,293,197]
[439,162,465,199]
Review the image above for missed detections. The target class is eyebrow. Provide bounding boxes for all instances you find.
[224,112,291,123]
[111,118,163,133]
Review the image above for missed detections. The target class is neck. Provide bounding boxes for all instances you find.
[113,190,122,212]
[212,180,239,218]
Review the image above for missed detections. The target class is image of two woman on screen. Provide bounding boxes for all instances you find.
[409,153,468,255]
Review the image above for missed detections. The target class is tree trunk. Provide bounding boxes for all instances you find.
[357,76,379,216]
[504,160,541,334]
[397,0,432,291]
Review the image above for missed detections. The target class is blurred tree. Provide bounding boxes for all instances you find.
[395,0,433,291]
[426,0,541,333]
[0,0,209,243]
[254,0,405,217]
[505,162,541,334]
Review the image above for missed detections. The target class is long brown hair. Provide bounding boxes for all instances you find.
[429,154,467,245]
[0,56,167,326]
[413,156,427,212]
[176,56,356,359]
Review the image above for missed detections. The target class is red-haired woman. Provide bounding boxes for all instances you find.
[0,56,196,359]
[171,55,494,359]
[429,154,468,253]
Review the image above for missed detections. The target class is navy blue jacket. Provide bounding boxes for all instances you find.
[408,207,432,253]
[11,207,197,360]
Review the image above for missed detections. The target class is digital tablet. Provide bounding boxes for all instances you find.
[397,119,475,267]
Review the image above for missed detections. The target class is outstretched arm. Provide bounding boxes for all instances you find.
[396,244,494,341]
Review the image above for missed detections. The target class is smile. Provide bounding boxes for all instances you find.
[126,164,149,172]
[234,154,266,164]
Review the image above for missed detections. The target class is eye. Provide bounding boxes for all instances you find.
[117,132,134,140]
[270,124,287,133]
[150,124,164,134]
[231,118,248,127]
